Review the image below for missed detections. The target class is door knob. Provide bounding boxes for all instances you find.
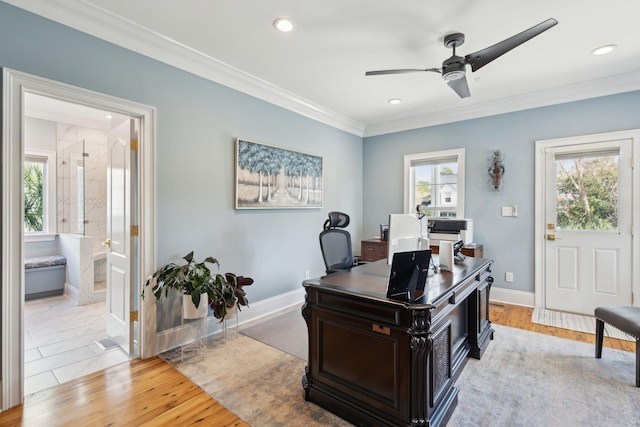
[545,234,560,241]
[102,239,111,247]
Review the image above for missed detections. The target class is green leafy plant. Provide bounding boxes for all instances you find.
[212,272,252,320]
[143,251,251,320]
[24,162,44,232]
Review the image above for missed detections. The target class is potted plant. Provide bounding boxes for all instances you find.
[143,251,252,321]
[212,272,253,320]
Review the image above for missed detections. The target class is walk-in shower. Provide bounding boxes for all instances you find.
[57,124,108,305]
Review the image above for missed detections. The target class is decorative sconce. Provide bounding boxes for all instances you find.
[488,150,505,191]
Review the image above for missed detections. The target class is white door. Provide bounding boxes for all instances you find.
[106,119,135,353]
[544,138,633,315]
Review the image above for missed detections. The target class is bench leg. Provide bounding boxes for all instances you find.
[595,318,604,359]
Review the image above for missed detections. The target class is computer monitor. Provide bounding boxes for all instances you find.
[387,214,428,265]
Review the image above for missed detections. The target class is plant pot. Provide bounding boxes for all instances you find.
[182,293,208,319]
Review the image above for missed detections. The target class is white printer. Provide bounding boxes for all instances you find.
[427,218,473,245]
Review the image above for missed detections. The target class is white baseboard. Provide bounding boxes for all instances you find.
[64,283,79,304]
[154,287,305,354]
[236,287,306,323]
[490,287,534,307]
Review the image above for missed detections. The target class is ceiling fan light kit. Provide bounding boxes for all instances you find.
[366,18,558,99]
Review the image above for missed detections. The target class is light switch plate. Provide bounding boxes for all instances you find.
[502,206,514,216]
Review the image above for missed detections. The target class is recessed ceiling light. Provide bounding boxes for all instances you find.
[592,44,617,55]
[105,114,112,119]
[388,99,402,105]
[273,18,294,32]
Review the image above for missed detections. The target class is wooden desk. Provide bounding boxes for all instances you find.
[361,238,483,261]
[302,257,494,426]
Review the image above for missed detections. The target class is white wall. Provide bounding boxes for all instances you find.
[24,117,55,151]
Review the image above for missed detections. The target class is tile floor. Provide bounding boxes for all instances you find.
[24,294,132,396]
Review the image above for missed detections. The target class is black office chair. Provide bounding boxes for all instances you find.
[319,211,355,274]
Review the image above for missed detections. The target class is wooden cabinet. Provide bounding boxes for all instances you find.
[360,238,388,262]
[432,243,483,258]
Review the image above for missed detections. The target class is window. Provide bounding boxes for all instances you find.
[554,148,619,231]
[404,148,465,218]
[24,149,56,234]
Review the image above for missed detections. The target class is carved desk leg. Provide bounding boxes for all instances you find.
[408,310,457,427]
[301,292,312,401]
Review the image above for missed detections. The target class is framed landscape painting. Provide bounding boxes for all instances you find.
[235,138,323,209]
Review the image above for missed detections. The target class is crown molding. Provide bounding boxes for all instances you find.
[6,0,640,140]
[3,0,366,136]
[363,70,640,137]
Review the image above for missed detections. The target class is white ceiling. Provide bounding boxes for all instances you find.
[8,0,640,136]
[24,93,123,131]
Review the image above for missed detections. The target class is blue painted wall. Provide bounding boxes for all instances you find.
[3,0,640,324]
[0,2,363,331]
[363,91,640,294]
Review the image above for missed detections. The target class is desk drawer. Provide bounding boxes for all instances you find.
[361,240,387,262]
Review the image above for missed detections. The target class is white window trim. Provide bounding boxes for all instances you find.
[24,148,57,235]
[403,148,465,217]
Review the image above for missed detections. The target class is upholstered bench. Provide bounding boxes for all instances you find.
[24,255,67,300]
[594,306,640,387]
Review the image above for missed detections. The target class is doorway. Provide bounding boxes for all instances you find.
[23,94,134,395]
[534,129,640,316]
[2,68,157,410]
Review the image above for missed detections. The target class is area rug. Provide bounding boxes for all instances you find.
[532,306,633,341]
[163,319,640,427]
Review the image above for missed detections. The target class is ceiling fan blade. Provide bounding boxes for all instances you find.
[365,68,440,76]
[447,76,470,98]
[465,18,558,72]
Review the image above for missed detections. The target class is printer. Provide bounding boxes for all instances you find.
[427,218,473,245]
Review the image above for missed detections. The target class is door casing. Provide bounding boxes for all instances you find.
[534,129,640,311]
[1,68,157,409]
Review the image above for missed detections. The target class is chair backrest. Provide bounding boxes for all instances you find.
[323,211,350,230]
[319,212,353,274]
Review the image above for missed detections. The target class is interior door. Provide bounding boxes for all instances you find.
[106,119,134,353]
[544,139,633,315]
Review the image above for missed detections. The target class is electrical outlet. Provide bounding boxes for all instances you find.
[505,272,514,283]
[305,270,310,280]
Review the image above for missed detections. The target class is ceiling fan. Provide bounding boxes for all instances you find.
[365,18,558,98]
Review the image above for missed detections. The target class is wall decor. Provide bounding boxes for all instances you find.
[235,138,323,209]
[488,150,505,191]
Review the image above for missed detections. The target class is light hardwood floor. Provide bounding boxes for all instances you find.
[0,356,248,427]
[0,303,634,426]
[489,302,635,352]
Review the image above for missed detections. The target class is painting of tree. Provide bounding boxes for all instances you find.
[235,138,323,209]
